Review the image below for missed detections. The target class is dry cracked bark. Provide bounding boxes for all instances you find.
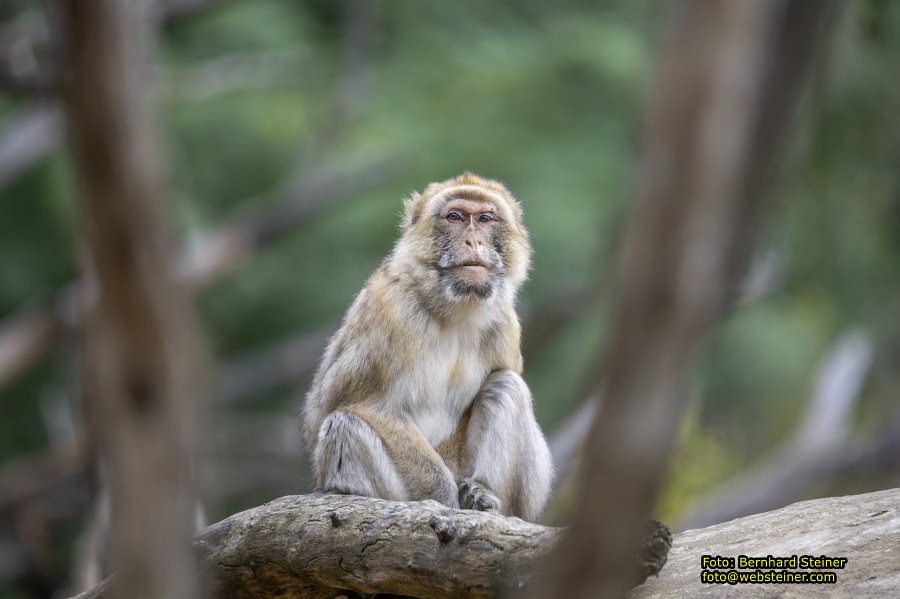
[73,494,672,599]
[632,487,900,598]
[71,488,900,598]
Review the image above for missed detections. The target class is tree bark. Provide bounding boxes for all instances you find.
[71,488,900,599]
[71,494,672,599]
[633,487,900,598]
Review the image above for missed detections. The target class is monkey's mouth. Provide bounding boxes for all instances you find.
[439,260,496,300]
[451,260,490,271]
[452,263,491,282]
[446,260,494,292]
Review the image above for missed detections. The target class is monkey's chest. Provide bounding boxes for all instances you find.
[399,337,489,447]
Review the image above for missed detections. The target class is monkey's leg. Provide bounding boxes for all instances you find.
[315,408,460,508]
[313,410,407,500]
[461,370,553,521]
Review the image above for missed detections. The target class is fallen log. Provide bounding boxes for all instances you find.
[74,493,672,598]
[71,488,900,598]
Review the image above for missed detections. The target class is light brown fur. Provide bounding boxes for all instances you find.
[302,174,553,521]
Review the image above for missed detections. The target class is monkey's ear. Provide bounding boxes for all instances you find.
[401,192,423,229]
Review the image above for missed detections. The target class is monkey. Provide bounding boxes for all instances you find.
[302,173,553,522]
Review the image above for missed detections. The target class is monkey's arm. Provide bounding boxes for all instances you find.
[440,370,553,521]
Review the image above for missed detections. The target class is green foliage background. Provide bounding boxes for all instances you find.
[2,0,900,594]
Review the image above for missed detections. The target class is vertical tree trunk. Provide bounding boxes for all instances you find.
[62,1,207,598]
[529,1,835,597]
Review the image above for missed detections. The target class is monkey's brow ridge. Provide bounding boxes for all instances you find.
[442,186,502,204]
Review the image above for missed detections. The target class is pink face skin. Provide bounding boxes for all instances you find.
[439,198,499,286]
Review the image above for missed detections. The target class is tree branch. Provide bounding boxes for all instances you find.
[71,494,671,599]
[0,1,232,177]
[529,2,837,597]
[63,0,206,596]
[0,103,62,186]
[68,488,900,598]
[678,329,877,529]
[0,157,395,390]
[216,326,334,404]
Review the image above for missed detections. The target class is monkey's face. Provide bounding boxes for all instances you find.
[398,174,532,304]
[433,198,507,300]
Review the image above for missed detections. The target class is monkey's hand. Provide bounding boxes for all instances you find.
[458,478,501,513]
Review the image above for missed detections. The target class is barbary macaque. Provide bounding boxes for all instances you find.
[302,173,553,521]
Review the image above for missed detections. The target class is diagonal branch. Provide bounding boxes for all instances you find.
[0,157,396,390]
[678,330,877,529]
[0,104,62,185]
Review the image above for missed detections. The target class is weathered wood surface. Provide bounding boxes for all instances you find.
[74,489,900,598]
[198,493,568,598]
[632,487,900,598]
[73,492,670,598]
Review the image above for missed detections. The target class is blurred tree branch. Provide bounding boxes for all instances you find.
[0,103,61,185]
[0,436,88,514]
[546,329,900,523]
[216,326,334,404]
[542,248,786,488]
[0,0,390,392]
[8,375,893,588]
[679,420,900,530]
[548,396,598,485]
[677,330,886,529]
[0,324,335,520]
[0,70,57,97]
[0,324,336,585]
[0,0,231,187]
[63,0,208,597]
[0,157,395,391]
[528,2,836,598]
[151,0,231,24]
[293,0,380,169]
[161,49,308,102]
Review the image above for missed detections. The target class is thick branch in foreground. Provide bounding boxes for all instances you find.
[74,494,671,599]
[63,0,205,597]
[531,3,835,597]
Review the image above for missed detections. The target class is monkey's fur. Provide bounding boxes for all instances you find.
[303,173,553,521]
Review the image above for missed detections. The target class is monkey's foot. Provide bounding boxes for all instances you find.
[458,478,501,513]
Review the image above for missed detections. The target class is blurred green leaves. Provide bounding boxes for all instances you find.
[1,0,899,527]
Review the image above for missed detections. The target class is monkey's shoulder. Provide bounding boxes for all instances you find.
[318,263,523,404]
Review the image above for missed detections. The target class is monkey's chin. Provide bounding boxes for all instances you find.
[444,272,495,301]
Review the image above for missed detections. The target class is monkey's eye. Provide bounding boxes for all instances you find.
[446,211,465,222]
[478,213,495,223]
